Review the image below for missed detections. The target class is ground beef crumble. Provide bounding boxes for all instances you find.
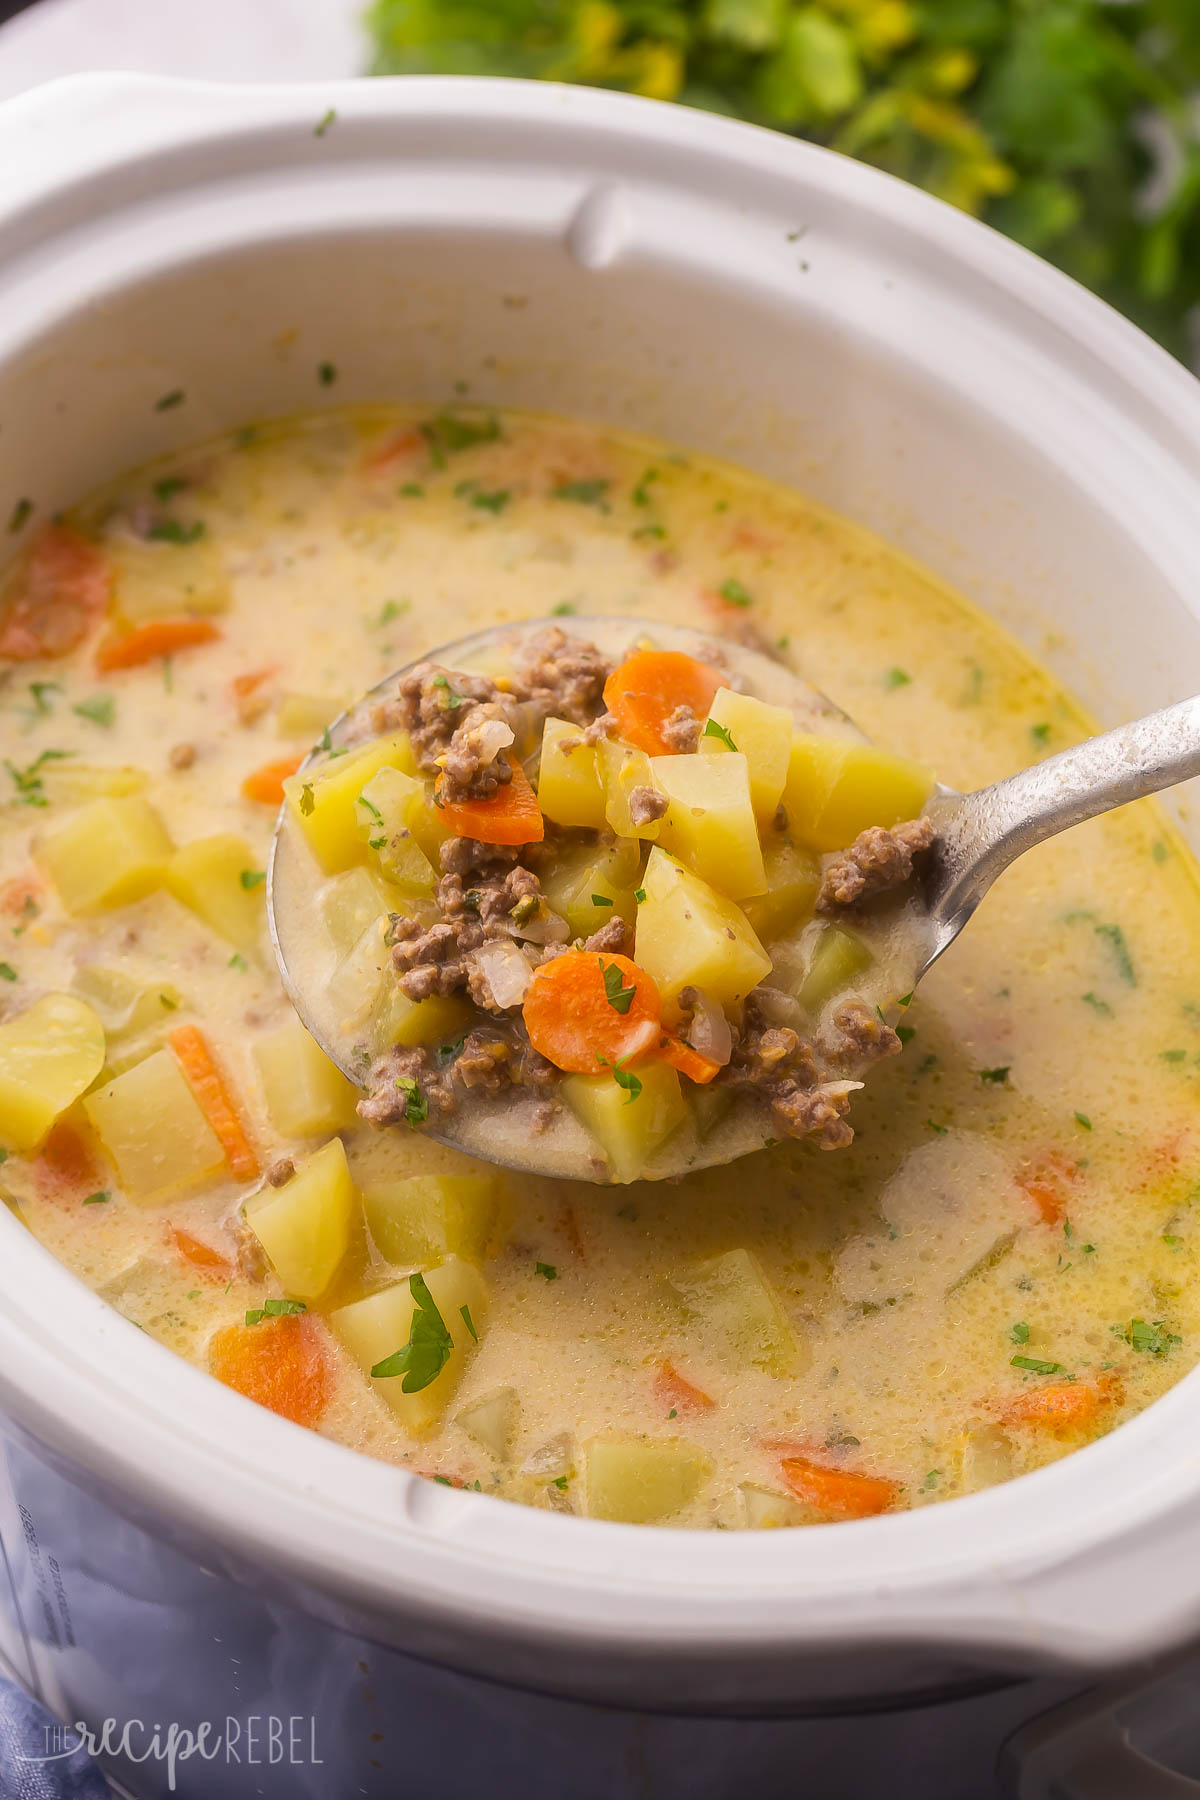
[628,784,668,827]
[718,995,900,1150]
[659,704,700,753]
[360,1029,557,1127]
[818,817,934,913]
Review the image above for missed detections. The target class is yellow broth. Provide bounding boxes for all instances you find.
[2,406,1198,1526]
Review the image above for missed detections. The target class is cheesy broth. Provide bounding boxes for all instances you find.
[2,406,1198,1528]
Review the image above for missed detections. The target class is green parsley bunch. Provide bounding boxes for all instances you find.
[368,0,1200,362]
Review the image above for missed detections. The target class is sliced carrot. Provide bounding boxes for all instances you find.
[1018,1149,1080,1226]
[0,872,42,917]
[96,617,219,672]
[363,428,422,475]
[36,1122,100,1198]
[523,949,661,1074]
[168,1025,260,1182]
[436,760,544,845]
[559,1200,588,1263]
[0,525,111,661]
[209,1314,331,1427]
[659,1035,721,1085]
[1002,1372,1123,1433]
[602,649,725,757]
[242,753,304,805]
[653,1361,715,1416]
[780,1455,900,1521]
[167,1224,234,1280]
[231,667,276,700]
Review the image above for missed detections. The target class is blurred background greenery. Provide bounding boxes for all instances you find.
[367,0,1200,365]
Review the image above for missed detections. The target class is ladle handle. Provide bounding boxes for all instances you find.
[926,694,1200,940]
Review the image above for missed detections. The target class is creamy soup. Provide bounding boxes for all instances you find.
[2,406,1198,1528]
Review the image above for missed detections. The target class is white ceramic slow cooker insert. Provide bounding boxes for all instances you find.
[1,72,1200,1744]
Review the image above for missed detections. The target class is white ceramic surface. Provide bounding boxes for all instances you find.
[1,73,1200,1734]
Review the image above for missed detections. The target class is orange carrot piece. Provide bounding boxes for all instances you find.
[602,650,725,757]
[168,1025,260,1182]
[242,753,304,805]
[37,1122,100,1198]
[209,1315,331,1427]
[653,1361,715,1416]
[167,1224,234,1280]
[779,1455,900,1521]
[659,1035,721,1085]
[0,872,42,917]
[231,667,276,700]
[96,617,219,672]
[0,525,111,661]
[1002,1372,1123,1433]
[559,1200,588,1263]
[1018,1149,1080,1226]
[523,949,662,1074]
[436,760,544,845]
[364,428,422,475]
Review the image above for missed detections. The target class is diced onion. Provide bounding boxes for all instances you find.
[468,718,516,768]
[751,986,804,1029]
[685,987,732,1067]
[470,940,532,1009]
[509,904,571,945]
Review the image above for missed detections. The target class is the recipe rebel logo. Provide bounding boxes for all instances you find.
[21,1713,323,1790]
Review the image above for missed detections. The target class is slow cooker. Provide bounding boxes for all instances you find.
[2,71,1200,1800]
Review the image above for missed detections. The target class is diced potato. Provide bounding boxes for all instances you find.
[456,1386,518,1460]
[537,716,608,829]
[166,834,265,950]
[41,763,148,803]
[584,1439,709,1524]
[650,752,766,899]
[668,1247,801,1377]
[742,838,820,943]
[0,993,106,1152]
[547,838,641,941]
[245,1136,357,1301]
[71,965,185,1041]
[253,1020,359,1138]
[283,731,419,874]
[635,848,771,1007]
[796,924,872,1014]
[739,1483,809,1529]
[362,1172,499,1265]
[327,917,391,1032]
[783,734,934,853]
[331,1257,488,1433]
[596,739,664,841]
[276,692,348,738]
[562,1061,686,1184]
[700,688,792,823]
[690,1081,734,1141]
[954,1420,1015,1495]
[372,986,472,1058]
[111,533,229,623]
[319,866,395,957]
[357,766,436,897]
[83,1048,224,1202]
[37,796,173,914]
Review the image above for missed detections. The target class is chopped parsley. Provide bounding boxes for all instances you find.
[28,681,59,715]
[154,389,185,411]
[1030,721,1052,746]
[632,467,659,507]
[1095,921,1136,985]
[979,1066,1010,1085]
[395,1075,428,1128]
[398,483,424,498]
[5,748,69,807]
[921,1470,941,1491]
[371,598,408,629]
[896,1024,915,1046]
[552,601,576,616]
[1124,1317,1181,1357]
[370,1272,452,1391]
[717,577,753,608]
[146,517,205,545]
[590,893,614,907]
[459,1303,478,1341]
[314,108,337,137]
[1161,1048,1187,1063]
[552,1475,570,1490]
[926,1120,948,1135]
[597,1052,642,1104]
[601,959,636,1014]
[1011,1355,1064,1375]
[431,672,466,712]
[0,964,15,982]
[884,667,911,689]
[228,952,248,972]
[317,361,338,385]
[1010,1321,1030,1344]
[7,497,33,533]
[702,717,738,752]
[552,477,611,508]
[239,869,266,890]
[535,1262,558,1281]
[419,411,501,466]
[633,522,667,541]
[153,476,186,503]
[245,1297,307,1325]
[1074,1111,1092,1130]
[81,1190,110,1206]
[298,784,315,817]
[1082,991,1113,1017]
[1163,1233,1184,1250]
[468,487,511,514]
[1152,840,1169,864]
[73,694,115,728]
[437,1035,466,1066]
[633,887,646,904]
